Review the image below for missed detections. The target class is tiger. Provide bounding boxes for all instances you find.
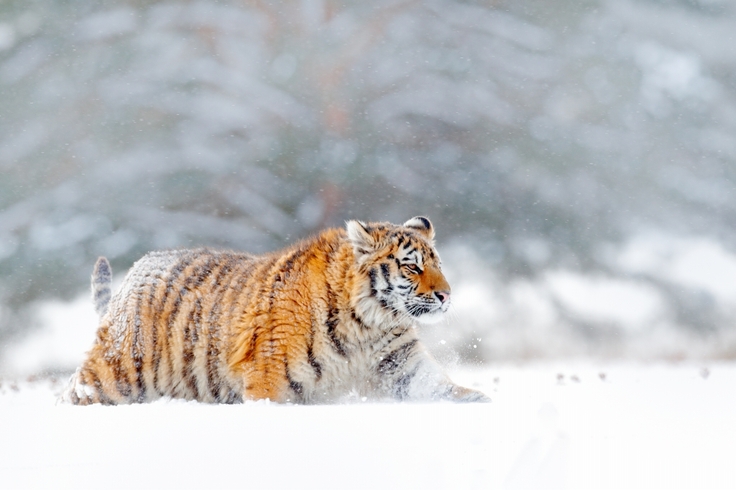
[61,216,490,405]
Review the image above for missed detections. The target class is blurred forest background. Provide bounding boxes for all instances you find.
[1,0,736,370]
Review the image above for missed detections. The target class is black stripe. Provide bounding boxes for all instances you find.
[239,255,282,383]
[148,277,162,396]
[148,259,173,396]
[164,295,186,395]
[206,326,221,401]
[394,366,419,400]
[380,263,391,284]
[106,350,132,399]
[377,339,419,375]
[179,256,219,399]
[221,254,263,400]
[351,309,370,330]
[307,312,323,381]
[307,347,322,381]
[282,247,306,279]
[245,330,259,363]
[254,255,281,298]
[319,242,348,358]
[205,254,238,401]
[408,302,433,317]
[163,253,215,396]
[369,266,390,308]
[265,248,306,334]
[325,283,348,357]
[336,242,350,292]
[182,297,202,400]
[284,358,304,401]
[370,325,406,350]
[288,379,304,398]
[253,257,283,382]
[88,369,113,405]
[154,252,197,394]
[381,262,394,300]
[132,286,146,403]
[369,267,378,296]
[165,255,218,399]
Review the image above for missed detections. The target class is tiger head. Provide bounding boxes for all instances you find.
[347,216,451,326]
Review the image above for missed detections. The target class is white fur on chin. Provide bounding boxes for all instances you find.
[415,309,447,324]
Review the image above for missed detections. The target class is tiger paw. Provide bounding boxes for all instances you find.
[447,385,491,403]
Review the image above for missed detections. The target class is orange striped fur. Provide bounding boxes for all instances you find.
[62,217,489,404]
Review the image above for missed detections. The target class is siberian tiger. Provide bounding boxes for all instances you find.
[62,217,489,405]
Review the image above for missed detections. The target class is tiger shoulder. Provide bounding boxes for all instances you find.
[62,216,490,405]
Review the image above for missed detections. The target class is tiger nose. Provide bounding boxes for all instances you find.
[434,290,451,304]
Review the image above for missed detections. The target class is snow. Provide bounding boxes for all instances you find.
[1,363,734,489]
[1,247,735,488]
[1,279,735,489]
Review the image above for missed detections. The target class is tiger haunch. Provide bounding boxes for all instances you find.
[62,216,490,405]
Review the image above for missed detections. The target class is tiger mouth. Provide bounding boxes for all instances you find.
[405,300,447,318]
[408,304,436,317]
[411,307,447,325]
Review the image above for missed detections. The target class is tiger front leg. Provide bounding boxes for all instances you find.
[397,360,491,403]
[376,340,490,403]
[441,384,491,403]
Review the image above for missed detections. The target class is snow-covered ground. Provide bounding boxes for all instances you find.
[1,240,735,490]
[1,362,734,490]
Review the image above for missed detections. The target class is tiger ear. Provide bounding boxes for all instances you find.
[403,216,435,242]
[346,220,377,256]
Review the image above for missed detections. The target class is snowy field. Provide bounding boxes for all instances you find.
[1,362,735,490]
[1,249,735,490]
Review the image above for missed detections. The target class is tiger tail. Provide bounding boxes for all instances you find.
[91,256,112,318]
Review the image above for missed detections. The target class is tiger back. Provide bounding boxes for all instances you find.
[62,217,489,405]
